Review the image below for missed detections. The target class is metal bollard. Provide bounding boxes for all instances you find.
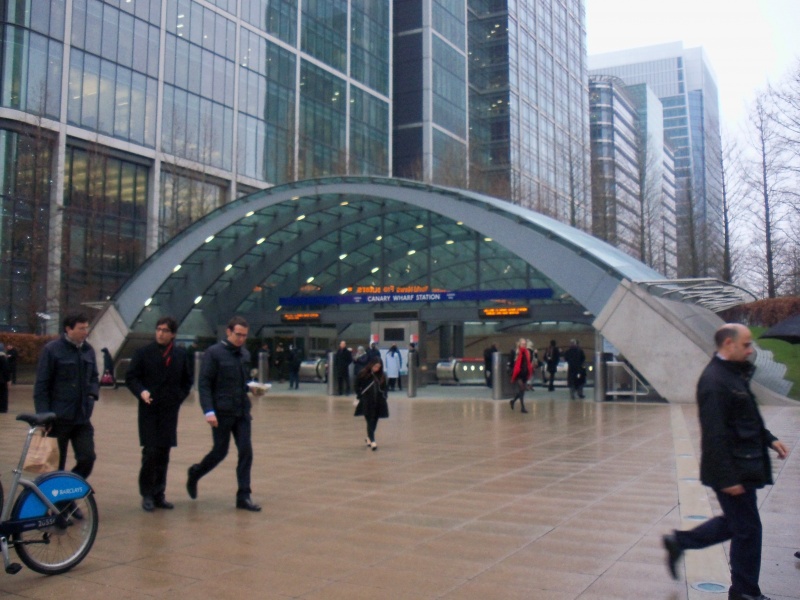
[193,351,204,391]
[326,351,335,396]
[593,331,605,402]
[406,350,418,397]
[258,351,269,383]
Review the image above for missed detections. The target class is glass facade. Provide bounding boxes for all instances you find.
[0,0,393,330]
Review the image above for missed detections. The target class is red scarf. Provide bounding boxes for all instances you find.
[162,342,173,367]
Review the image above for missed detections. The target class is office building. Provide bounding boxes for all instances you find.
[589,75,677,276]
[0,0,391,332]
[589,42,723,278]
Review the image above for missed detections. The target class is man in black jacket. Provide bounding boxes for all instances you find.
[186,316,261,511]
[663,324,789,600]
[33,313,100,479]
[126,317,193,512]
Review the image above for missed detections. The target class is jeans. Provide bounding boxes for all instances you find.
[675,488,763,597]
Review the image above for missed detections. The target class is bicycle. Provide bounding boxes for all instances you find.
[1,413,98,575]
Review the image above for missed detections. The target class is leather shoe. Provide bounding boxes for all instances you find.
[186,465,199,499]
[729,593,772,600]
[154,497,174,509]
[662,533,683,580]
[236,497,262,512]
[142,496,155,512]
[795,550,800,559]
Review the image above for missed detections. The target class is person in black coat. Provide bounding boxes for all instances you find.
[0,344,9,412]
[662,324,789,599]
[126,316,193,512]
[563,339,585,399]
[334,340,353,395]
[354,357,389,450]
[544,340,560,391]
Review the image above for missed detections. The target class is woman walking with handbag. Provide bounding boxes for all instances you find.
[509,338,531,414]
[354,357,389,450]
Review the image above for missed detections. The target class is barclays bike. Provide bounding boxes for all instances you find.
[1,413,98,575]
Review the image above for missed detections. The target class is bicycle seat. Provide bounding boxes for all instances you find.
[15,413,57,427]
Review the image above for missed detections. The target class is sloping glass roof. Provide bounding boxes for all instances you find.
[114,177,665,334]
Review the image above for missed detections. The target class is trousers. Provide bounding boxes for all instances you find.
[675,488,762,597]
[51,420,95,479]
[194,414,253,499]
[139,446,171,499]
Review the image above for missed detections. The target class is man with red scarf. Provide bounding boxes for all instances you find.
[126,316,193,512]
[509,338,532,413]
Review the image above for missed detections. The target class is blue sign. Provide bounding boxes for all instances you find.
[279,288,552,306]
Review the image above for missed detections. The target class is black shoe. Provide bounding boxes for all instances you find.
[187,465,199,499]
[795,550,800,559]
[509,398,516,410]
[662,533,683,580]
[154,497,174,509]
[236,497,262,512]
[520,408,528,413]
[729,593,772,600]
[142,496,155,512]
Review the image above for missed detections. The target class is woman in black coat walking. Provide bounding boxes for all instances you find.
[354,357,389,451]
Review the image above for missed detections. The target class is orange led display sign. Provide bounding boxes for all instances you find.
[280,312,321,323]
[479,307,530,318]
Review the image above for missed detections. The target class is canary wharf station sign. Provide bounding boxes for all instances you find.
[279,287,553,307]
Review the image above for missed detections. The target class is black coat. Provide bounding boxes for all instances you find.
[126,342,193,447]
[697,356,777,490]
[198,341,251,417]
[33,336,100,423]
[354,373,389,420]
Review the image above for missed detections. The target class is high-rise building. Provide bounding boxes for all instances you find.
[588,42,723,278]
[467,0,590,225]
[0,0,590,333]
[0,0,391,332]
[588,75,677,277]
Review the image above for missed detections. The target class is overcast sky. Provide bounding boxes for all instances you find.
[585,0,800,135]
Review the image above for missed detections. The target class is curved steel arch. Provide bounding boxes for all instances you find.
[113,176,663,332]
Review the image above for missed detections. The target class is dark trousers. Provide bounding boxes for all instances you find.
[675,488,762,597]
[289,370,299,389]
[546,371,556,390]
[364,415,379,442]
[337,374,350,396]
[194,414,253,499]
[50,420,95,479]
[0,382,7,412]
[139,446,171,499]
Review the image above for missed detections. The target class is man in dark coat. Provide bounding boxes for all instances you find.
[563,339,585,399]
[334,340,352,395]
[33,313,99,479]
[126,316,193,512]
[186,316,261,511]
[544,340,560,391]
[662,324,789,600]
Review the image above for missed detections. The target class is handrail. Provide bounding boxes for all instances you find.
[605,361,650,401]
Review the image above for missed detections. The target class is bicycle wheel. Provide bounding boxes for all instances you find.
[11,490,98,575]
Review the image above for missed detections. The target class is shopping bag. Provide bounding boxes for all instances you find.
[23,430,60,473]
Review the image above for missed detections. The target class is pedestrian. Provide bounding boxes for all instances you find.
[125,317,193,512]
[483,343,497,388]
[334,340,352,395]
[6,343,17,384]
[544,340,560,391]
[353,345,369,370]
[367,342,381,362]
[288,344,303,389]
[385,345,402,391]
[33,313,99,480]
[0,344,9,412]
[526,340,538,391]
[186,316,261,512]
[272,343,286,382]
[353,357,389,451]
[100,347,116,387]
[662,323,789,600]
[509,338,531,413]
[563,339,586,399]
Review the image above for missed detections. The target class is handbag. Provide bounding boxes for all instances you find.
[23,430,60,474]
[100,370,114,385]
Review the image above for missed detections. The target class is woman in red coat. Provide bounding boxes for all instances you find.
[509,338,532,414]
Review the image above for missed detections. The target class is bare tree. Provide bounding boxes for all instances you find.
[719,132,749,284]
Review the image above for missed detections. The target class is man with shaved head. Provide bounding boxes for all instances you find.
[663,324,789,600]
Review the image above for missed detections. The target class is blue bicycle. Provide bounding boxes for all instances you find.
[1,413,98,575]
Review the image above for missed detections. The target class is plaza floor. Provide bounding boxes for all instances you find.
[1,382,798,599]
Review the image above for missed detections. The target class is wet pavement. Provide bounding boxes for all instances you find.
[1,382,798,599]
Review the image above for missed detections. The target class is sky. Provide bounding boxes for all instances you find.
[585,0,800,136]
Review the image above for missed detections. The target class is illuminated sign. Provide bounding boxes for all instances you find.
[479,307,530,318]
[279,288,552,306]
[280,312,321,323]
